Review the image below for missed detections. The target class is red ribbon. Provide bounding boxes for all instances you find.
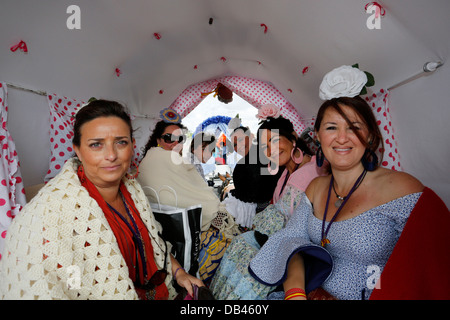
[220,57,227,62]
[153,32,161,40]
[10,40,28,53]
[365,2,386,18]
[260,23,268,34]
[302,66,310,75]
[115,68,122,77]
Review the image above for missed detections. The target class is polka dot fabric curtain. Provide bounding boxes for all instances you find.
[45,94,84,182]
[365,89,402,170]
[0,82,26,260]
[169,76,308,135]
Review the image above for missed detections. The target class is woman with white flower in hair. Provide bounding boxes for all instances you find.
[248,65,450,300]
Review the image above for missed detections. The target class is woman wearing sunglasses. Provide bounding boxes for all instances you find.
[142,118,187,153]
[0,100,203,300]
[139,109,240,284]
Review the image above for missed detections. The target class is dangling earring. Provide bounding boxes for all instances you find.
[316,146,326,167]
[361,149,378,171]
[126,161,140,179]
[78,164,86,183]
[290,142,304,165]
[267,161,279,175]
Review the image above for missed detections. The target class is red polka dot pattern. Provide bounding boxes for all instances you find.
[0,82,27,260]
[365,89,402,170]
[169,76,308,135]
[45,94,83,182]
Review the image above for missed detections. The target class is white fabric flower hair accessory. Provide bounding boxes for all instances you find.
[256,104,281,122]
[319,64,374,100]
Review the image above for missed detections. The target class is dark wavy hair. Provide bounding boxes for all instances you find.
[72,99,133,147]
[257,116,313,156]
[231,126,251,136]
[190,132,216,154]
[142,120,186,157]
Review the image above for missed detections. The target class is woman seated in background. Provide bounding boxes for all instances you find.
[0,100,203,300]
[138,109,240,284]
[222,125,282,230]
[249,65,450,300]
[189,132,216,181]
[141,112,188,154]
[210,104,328,300]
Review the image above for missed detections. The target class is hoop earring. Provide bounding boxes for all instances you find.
[316,146,325,167]
[361,149,378,171]
[291,146,304,164]
[126,161,140,179]
[267,161,279,175]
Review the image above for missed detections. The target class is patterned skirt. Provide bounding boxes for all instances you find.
[198,227,232,284]
[209,204,286,300]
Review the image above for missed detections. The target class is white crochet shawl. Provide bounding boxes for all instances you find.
[0,158,177,300]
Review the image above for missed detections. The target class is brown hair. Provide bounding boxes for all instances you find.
[314,96,384,166]
[190,132,216,153]
[142,120,186,157]
[73,99,133,147]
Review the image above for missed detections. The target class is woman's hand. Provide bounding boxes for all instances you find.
[283,253,307,300]
[171,255,204,297]
[174,268,205,297]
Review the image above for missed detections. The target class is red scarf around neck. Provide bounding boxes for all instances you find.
[77,165,169,300]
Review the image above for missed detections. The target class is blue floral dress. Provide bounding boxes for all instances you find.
[210,188,304,299]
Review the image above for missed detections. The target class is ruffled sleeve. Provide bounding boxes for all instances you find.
[248,193,333,293]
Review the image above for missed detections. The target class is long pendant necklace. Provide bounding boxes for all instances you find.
[332,170,367,208]
[107,192,148,280]
[321,169,368,247]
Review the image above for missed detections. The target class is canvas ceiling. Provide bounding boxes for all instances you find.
[1,0,447,117]
[0,0,449,205]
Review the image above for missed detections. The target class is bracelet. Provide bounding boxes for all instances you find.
[173,267,184,281]
[285,292,307,300]
[285,288,306,300]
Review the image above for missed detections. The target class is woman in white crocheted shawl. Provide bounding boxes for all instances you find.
[0,100,203,300]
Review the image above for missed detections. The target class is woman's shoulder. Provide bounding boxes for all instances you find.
[372,167,424,198]
[305,174,330,203]
[141,147,186,167]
